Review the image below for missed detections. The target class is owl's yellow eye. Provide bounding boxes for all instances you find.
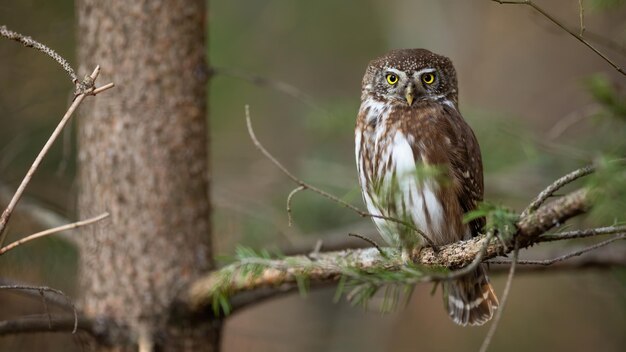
[422,73,436,85]
[386,74,399,85]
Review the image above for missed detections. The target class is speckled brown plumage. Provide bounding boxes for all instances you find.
[355,48,498,326]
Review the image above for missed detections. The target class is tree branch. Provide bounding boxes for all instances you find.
[0,65,114,247]
[182,187,604,314]
[0,213,109,255]
[491,0,625,76]
[0,315,131,346]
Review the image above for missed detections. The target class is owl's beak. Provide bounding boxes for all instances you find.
[405,86,415,106]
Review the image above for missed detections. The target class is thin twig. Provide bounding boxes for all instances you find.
[0,66,113,247]
[521,165,594,217]
[492,234,625,266]
[491,0,625,76]
[538,225,626,242]
[479,239,519,352]
[0,285,78,333]
[348,233,386,258]
[0,213,110,255]
[578,0,585,37]
[244,105,438,250]
[582,29,626,58]
[286,186,306,227]
[40,289,52,329]
[0,181,70,232]
[0,25,78,83]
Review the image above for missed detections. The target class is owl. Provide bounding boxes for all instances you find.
[355,49,498,326]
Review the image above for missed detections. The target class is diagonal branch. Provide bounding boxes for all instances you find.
[491,0,625,76]
[0,66,114,247]
[491,234,625,266]
[0,212,110,256]
[521,164,594,217]
[245,105,438,249]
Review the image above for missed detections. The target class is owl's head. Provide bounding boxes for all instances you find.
[361,48,458,108]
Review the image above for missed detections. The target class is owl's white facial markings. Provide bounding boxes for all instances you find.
[362,64,456,110]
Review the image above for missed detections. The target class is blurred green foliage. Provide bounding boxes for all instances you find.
[585,74,626,119]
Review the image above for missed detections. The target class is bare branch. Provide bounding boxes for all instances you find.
[0,212,109,256]
[491,0,625,76]
[578,0,585,37]
[0,285,78,333]
[538,224,626,242]
[480,240,519,352]
[245,105,438,249]
[582,29,626,58]
[286,186,305,227]
[0,66,113,247]
[0,180,70,232]
[0,316,85,336]
[521,165,594,217]
[490,241,626,273]
[491,234,625,266]
[0,278,72,310]
[0,314,132,346]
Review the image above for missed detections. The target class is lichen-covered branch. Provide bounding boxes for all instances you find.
[183,187,608,314]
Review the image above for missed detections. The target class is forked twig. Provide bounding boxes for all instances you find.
[491,0,625,76]
[0,285,78,333]
[491,234,625,266]
[244,105,438,249]
[348,233,386,258]
[479,239,519,352]
[0,213,109,255]
[0,66,114,247]
[287,186,306,227]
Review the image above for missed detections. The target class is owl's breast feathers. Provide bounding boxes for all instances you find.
[355,100,484,247]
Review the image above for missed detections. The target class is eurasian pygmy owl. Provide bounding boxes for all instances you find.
[355,48,498,326]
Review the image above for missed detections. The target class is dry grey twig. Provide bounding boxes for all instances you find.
[491,0,625,75]
[245,105,439,249]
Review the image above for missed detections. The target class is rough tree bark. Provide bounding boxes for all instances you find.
[76,0,217,350]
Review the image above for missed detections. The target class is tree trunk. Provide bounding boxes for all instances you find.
[76,0,218,350]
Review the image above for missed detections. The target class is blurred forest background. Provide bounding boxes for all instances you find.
[0,0,625,351]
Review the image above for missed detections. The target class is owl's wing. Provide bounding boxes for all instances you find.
[445,107,485,238]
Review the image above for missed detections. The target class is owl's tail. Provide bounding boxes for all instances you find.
[443,265,499,326]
